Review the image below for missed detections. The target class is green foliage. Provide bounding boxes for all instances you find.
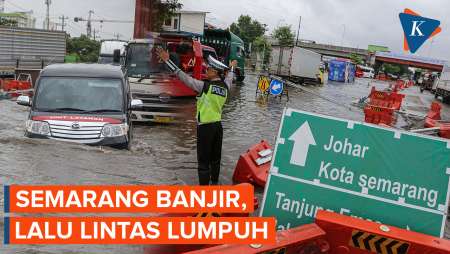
[253,36,271,63]
[153,0,182,31]
[273,25,295,46]
[229,15,267,50]
[66,35,101,63]
[350,53,363,65]
[0,17,18,26]
[382,63,410,76]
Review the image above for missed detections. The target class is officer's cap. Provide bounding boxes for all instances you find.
[207,55,229,72]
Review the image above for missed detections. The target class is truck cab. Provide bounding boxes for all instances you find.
[202,29,246,82]
[17,64,142,149]
[98,40,128,65]
[124,33,206,123]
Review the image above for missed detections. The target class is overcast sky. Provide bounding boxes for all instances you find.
[4,0,450,60]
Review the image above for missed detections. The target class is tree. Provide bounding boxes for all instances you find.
[272,25,295,46]
[350,53,363,65]
[382,63,401,76]
[66,35,101,63]
[0,18,18,27]
[253,36,271,64]
[152,0,182,31]
[229,15,267,50]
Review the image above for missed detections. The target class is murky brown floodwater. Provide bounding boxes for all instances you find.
[0,74,449,253]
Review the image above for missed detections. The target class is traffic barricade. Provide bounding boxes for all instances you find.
[426,102,442,121]
[182,223,330,254]
[425,102,450,139]
[396,79,405,90]
[315,210,450,254]
[232,140,272,188]
[2,79,33,98]
[364,105,395,125]
[367,87,405,110]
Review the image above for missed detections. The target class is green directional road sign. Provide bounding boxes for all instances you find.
[263,174,445,236]
[261,108,450,237]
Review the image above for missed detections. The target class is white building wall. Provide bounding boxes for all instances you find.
[179,13,205,35]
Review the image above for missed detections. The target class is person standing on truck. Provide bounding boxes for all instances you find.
[156,47,237,185]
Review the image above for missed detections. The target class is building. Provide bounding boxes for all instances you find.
[162,10,207,36]
[0,11,36,28]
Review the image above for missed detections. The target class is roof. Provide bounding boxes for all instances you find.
[176,10,209,14]
[40,64,124,79]
[376,51,448,67]
[0,12,27,18]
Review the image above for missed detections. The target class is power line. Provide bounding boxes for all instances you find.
[4,0,28,11]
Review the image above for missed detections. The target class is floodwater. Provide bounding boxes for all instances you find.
[0,74,449,253]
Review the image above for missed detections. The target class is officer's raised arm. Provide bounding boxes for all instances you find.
[156,47,204,93]
[224,60,238,89]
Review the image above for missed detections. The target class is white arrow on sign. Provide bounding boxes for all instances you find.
[272,83,281,91]
[288,121,317,167]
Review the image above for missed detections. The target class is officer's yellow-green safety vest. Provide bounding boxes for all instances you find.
[196,81,228,124]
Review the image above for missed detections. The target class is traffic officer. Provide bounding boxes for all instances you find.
[156,47,236,185]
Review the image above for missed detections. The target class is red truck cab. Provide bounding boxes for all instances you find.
[124,33,216,123]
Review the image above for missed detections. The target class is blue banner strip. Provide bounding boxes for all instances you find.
[4,217,9,245]
[4,185,9,213]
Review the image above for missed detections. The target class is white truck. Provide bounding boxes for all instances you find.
[98,40,127,65]
[435,64,450,103]
[269,46,322,84]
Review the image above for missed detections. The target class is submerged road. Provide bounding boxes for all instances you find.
[0,74,449,253]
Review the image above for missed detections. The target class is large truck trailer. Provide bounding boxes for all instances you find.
[435,64,450,104]
[269,46,322,84]
[0,26,66,82]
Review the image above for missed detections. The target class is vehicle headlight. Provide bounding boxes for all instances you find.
[26,120,50,136]
[101,124,128,138]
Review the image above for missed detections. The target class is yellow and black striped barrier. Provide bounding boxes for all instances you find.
[349,230,410,254]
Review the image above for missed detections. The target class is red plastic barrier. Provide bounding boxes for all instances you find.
[424,102,450,139]
[364,105,395,125]
[367,87,405,110]
[232,140,272,188]
[396,80,405,90]
[427,102,442,121]
[2,80,32,98]
[183,223,329,254]
[316,210,450,254]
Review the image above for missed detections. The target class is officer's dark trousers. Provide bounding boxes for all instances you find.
[197,122,223,185]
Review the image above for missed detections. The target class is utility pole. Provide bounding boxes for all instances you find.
[93,29,100,41]
[87,10,94,38]
[45,0,51,30]
[59,15,68,31]
[295,16,302,46]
